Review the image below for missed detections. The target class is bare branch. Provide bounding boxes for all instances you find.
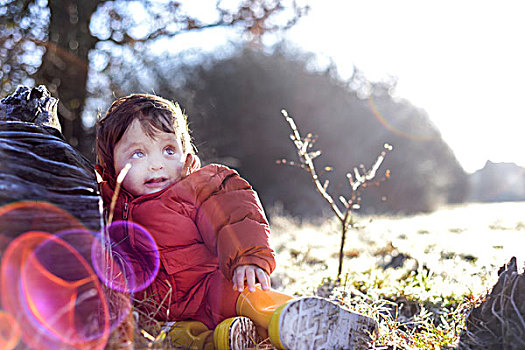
[278,108,392,280]
[280,109,344,221]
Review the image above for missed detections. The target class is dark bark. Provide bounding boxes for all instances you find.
[34,0,100,158]
[0,86,101,251]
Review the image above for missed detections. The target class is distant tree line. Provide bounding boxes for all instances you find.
[103,46,468,215]
[468,161,525,202]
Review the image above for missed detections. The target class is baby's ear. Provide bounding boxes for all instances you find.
[181,153,201,178]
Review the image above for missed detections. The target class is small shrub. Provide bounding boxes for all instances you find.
[277,109,391,280]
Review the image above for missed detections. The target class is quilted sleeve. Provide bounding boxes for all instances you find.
[195,165,276,280]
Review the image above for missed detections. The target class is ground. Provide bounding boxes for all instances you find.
[267,201,525,348]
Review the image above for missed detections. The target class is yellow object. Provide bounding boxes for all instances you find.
[168,321,214,350]
[214,316,260,350]
[235,286,293,348]
[213,317,235,350]
[168,286,295,349]
[267,302,289,349]
[235,286,293,329]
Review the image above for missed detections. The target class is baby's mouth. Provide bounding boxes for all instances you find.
[145,177,167,185]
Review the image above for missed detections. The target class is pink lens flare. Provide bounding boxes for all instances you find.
[0,201,86,305]
[1,231,110,350]
[22,231,110,345]
[92,220,160,293]
[55,229,132,335]
[0,310,21,350]
[367,95,438,141]
[1,231,68,350]
[0,201,84,240]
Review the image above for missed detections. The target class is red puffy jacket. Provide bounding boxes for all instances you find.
[99,163,275,327]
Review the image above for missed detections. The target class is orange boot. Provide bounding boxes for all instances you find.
[235,286,293,330]
[236,287,378,349]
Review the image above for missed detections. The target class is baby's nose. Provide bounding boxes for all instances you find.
[149,158,164,170]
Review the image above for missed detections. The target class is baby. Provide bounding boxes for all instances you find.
[96,94,377,349]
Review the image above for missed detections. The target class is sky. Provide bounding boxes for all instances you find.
[283,0,525,173]
[172,0,524,174]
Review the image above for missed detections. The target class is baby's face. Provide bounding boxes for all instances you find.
[113,119,185,197]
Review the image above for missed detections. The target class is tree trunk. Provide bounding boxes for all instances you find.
[35,0,100,159]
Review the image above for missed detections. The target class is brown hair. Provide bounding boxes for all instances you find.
[96,94,194,178]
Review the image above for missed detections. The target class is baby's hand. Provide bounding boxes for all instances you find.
[232,264,271,292]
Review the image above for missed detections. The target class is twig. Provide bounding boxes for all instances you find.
[108,163,131,225]
[280,109,344,220]
[510,277,525,331]
[278,109,392,280]
[102,163,132,303]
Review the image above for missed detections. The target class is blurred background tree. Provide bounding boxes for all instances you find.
[0,0,307,155]
[105,46,468,215]
[1,0,472,215]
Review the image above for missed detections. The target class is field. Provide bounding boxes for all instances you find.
[268,201,525,348]
[32,200,522,349]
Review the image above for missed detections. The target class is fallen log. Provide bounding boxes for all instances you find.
[0,85,101,245]
[0,86,137,350]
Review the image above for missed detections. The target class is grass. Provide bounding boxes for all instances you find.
[267,201,524,349]
[117,202,524,349]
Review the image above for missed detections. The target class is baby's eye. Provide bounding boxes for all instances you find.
[164,147,176,156]
[131,151,145,159]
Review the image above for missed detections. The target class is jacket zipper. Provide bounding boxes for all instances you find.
[123,201,129,220]
[122,200,134,247]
